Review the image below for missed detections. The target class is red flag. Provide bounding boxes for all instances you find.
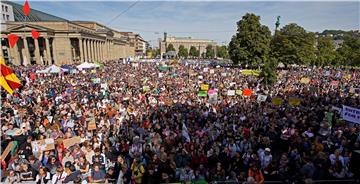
[7,34,19,48]
[22,0,30,16]
[242,89,253,97]
[31,29,40,39]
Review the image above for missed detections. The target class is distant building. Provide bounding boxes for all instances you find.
[159,33,217,58]
[0,1,141,65]
[134,34,146,58]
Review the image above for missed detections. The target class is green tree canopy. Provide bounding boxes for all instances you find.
[178,45,188,58]
[316,36,337,66]
[166,43,176,52]
[189,46,198,58]
[271,23,316,66]
[336,36,360,66]
[205,45,215,58]
[216,46,229,59]
[228,13,271,66]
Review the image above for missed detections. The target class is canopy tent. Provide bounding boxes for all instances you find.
[76,62,98,70]
[94,62,105,67]
[36,65,68,74]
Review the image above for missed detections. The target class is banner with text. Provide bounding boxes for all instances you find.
[342,105,360,124]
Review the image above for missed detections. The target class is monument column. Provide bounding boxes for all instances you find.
[79,38,84,62]
[34,38,41,65]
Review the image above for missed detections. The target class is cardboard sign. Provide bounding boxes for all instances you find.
[227,90,235,96]
[300,77,310,84]
[243,89,252,97]
[272,97,283,106]
[208,89,217,95]
[288,97,301,106]
[0,141,14,161]
[62,136,81,149]
[210,69,215,74]
[88,121,96,131]
[198,91,207,97]
[257,94,267,102]
[235,90,243,96]
[31,138,55,154]
[200,84,209,91]
[241,70,260,76]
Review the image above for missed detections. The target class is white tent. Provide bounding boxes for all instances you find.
[36,65,68,74]
[77,62,98,69]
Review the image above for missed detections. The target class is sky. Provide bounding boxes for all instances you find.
[13,0,360,46]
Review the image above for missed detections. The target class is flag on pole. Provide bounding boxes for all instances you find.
[0,57,21,95]
[182,123,191,142]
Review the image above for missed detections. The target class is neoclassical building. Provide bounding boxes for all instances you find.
[0,1,138,65]
[159,33,217,57]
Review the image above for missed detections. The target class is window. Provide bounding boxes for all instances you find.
[6,15,9,20]
[5,6,8,12]
[2,14,5,20]
[2,5,4,12]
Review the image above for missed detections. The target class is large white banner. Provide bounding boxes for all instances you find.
[342,105,360,124]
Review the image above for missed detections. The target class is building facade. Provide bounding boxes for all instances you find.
[134,34,146,58]
[159,33,217,57]
[0,1,138,66]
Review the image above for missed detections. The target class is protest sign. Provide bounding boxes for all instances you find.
[330,81,339,86]
[324,71,330,76]
[241,70,260,76]
[31,138,55,154]
[272,97,283,106]
[341,105,360,124]
[235,90,243,96]
[208,93,218,105]
[257,94,267,102]
[63,136,81,149]
[243,89,252,97]
[198,75,203,80]
[227,90,235,96]
[0,141,14,161]
[203,68,209,73]
[88,121,96,131]
[91,70,96,74]
[288,97,301,106]
[300,77,310,84]
[143,86,150,92]
[198,91,207,97]
[210,69,215,74]
[100,83,108,90]
[91,78,100,84]
[208,89,217,95]
[158,73,164,78]
[221,73,227,77]
[200,84,209,91]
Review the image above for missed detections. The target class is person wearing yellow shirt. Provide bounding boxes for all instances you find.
[131,158,145,184]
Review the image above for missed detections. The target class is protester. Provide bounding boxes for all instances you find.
[0,60,359,184]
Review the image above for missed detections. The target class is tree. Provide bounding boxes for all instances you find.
[271,23,316,66]
[316,36,337,66]
[189,46,198,58]
[336,36,360,66]
[166,43,176,52]
[205,45,215,58]
[228,13,271,66]
[216,45,229,59]
[260,57,277,86]
[178,45,188,58]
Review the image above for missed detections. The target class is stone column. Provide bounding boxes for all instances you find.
[45,38,52,65]
[79,38,84,62]
[95,41,98,61]
[84,39,88,62]
[87,39,90,62]
[97,41,101,61]
[22,37,31,66]
[34,38,41,65]
[9,43,21,65]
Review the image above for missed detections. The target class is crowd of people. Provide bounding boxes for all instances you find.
[1,59,359,184]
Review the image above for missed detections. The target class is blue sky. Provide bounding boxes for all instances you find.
[16,1,360,46]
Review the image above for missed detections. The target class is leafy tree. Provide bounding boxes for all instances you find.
[271,23,316,66]
[205,45,215,58]
[189,46,198,58]
[336,36,360,66]
[166,43,176,52]
[260,57,277,86]
[228,13,271,66]
[216,45,229,59]
[316,36,336,66]
[178,45,188,58]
